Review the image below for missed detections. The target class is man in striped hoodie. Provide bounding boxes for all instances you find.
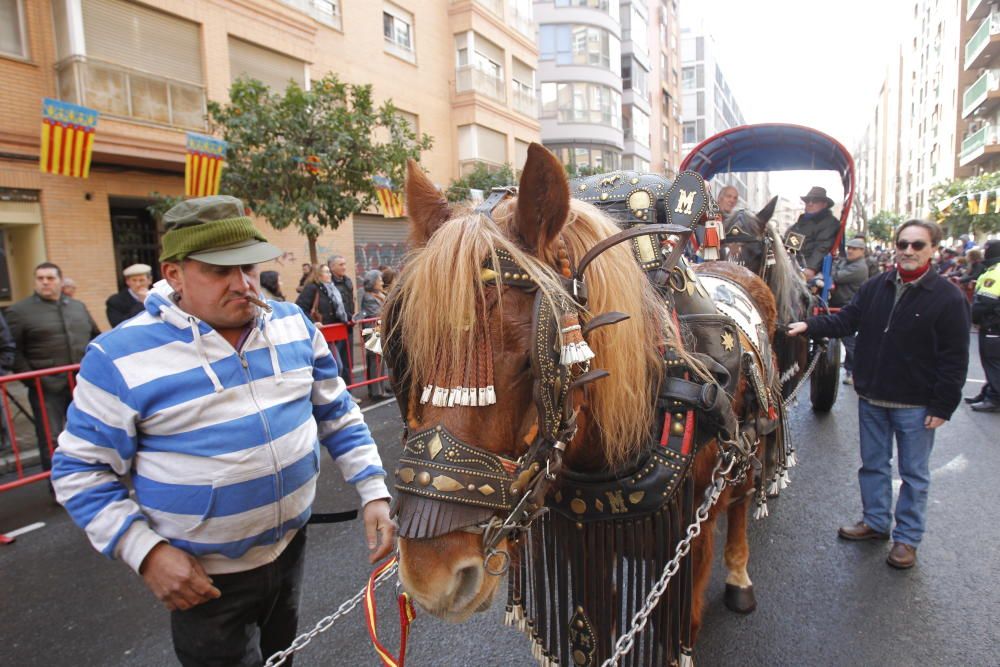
[52,196,395,666]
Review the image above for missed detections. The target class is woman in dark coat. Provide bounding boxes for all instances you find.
[357,270,390,400]
[259,270,285,302]
[296,265,347,325]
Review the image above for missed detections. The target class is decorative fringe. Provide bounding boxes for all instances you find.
[559,313,595,366]
[419,297,497,406]
[680,649,695,667]
[786,449,797,468]
[754,498,769,520]
[781,469,791,487]
[767,478,780,497]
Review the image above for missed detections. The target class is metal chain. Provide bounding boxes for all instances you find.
[263,561,399,667]
[781,339,827,409]
[601,452,735,667]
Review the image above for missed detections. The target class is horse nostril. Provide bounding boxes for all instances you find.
[451,563,483,610]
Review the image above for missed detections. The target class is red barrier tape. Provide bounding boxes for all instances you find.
[364,556,415,667]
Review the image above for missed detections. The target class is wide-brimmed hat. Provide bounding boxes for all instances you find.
[159,195,281,266]
[800,186,835,208]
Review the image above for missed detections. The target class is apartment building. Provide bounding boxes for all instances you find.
[533,0,682,175]
[958,0,1000,176]
[679,29,768,207]
[0,0,539,326]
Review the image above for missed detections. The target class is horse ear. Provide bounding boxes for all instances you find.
[757,196,778,225]
[516,143,570,253]
[405,159,451,247]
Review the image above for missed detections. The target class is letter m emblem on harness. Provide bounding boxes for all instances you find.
[605,490,628,514]
[674,189,696,214]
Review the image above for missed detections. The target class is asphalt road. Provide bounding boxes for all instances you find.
[2,337,998,666]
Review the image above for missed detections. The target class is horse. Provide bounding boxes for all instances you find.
[383,144,780,666]
[718,197,813,400]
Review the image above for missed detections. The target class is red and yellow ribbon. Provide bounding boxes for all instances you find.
[365,556,415,667]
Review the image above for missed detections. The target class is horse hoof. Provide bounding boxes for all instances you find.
[724,583,757,614]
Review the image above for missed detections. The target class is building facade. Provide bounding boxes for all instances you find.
[679,29,768,207]
[957,0,1000,177]
[0,0,539,327]
[533,0,682,175]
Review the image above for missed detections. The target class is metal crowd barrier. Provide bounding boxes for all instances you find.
[0,320,389,496]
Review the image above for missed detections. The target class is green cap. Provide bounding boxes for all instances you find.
[159,195,282,265]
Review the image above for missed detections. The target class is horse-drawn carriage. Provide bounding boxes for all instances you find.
[680,123,857,412]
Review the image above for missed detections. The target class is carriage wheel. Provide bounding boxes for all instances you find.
[809,338,841,412]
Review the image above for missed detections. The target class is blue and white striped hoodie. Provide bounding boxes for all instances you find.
[51,281,389,575]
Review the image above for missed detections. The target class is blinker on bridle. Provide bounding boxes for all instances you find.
[392,186,696,574]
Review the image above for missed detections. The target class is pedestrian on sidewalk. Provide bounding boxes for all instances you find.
[105,263,152,327]
[356,269,390,400]
[328,255,356,387]
[51,196,395,667]
[6,262,100,471]
[787,219,970,570]
[967,239,1000,412]
[830,238,869,385]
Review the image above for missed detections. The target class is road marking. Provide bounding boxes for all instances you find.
[964,379,986,384]
[4,521,45,539]
[892,454,967,491]
[361,397,397,413]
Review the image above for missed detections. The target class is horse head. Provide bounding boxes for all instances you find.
[383,144,672,621]
[720,196,777,274]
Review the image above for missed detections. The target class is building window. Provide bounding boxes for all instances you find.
[229,38,306,93]
[681,66,696,90]
[539,81,622,128]
[621,4,648,56]
[682,121,697,144]
[455,32,506,103]
[545,143,621,171]
[0,0,28,59]
[458,123,508,174]
[624,105,649,147]
[383,3,415,63]
[56,0,206,129]
[622,57,649,99]
[279,0,340,29]
[554,0,619,21]
[539,24,621,73]
[511,57,536,117]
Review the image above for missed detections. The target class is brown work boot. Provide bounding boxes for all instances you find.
[837,521,889,541]
[887,542,917,569]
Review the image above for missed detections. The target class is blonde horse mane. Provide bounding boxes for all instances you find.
[386,197,693,467]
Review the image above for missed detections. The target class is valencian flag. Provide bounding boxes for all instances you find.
[373,175,405,218]
[40,98,99,178]
[185,133,227,197]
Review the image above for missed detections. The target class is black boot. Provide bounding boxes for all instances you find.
[965,391,986,404]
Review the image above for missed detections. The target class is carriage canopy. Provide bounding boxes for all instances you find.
[679,123,855,252]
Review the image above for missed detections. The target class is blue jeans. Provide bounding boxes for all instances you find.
[857,399,935,546]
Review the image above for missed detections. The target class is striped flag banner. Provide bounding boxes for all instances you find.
[373,176,405,218]
[185,133,227,197]
[39,98,99,178]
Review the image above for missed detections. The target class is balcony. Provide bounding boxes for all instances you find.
[452,0,534,38]
[512,85,536,117]
[959,123,1000,166]
[56,56,206,130]
[968,0,989,21]
[472,0,502,16]
[455,65,507,103]
[965,10,1000,70]
[962,69,1000,117]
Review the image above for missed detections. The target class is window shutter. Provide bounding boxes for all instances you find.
[81,0,202,84]
[229,37,306,93]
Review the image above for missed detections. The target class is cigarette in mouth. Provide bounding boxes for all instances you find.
[245,295,273,312]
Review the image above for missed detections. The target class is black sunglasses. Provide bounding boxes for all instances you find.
[895,240,928,251]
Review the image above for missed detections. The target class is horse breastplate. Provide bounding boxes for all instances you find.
[698,274,769,360]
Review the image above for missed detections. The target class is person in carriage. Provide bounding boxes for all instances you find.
[784,186,841,281]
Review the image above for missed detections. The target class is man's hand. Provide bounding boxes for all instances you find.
[786,322,808,337]
[363,498,396,564]
[139,543,221,611]
[924,415,946,429]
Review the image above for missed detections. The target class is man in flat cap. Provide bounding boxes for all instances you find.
[52,195,395,666]
[785,186,841,279]
[106,263,152,327]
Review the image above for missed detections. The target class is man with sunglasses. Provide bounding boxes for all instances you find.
[787,220,970,570]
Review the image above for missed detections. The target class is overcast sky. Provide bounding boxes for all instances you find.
[681,0,909,204]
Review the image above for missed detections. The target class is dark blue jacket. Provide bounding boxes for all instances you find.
[806,268,970,420]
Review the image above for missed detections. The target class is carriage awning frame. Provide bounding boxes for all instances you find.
[679,123,856,253]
